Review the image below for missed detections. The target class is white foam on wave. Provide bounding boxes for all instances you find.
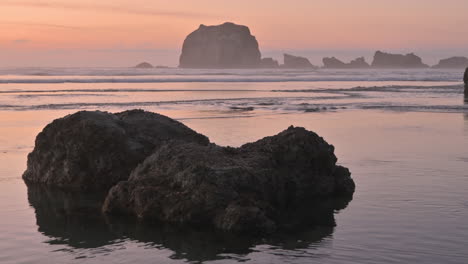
[0,68,464,83]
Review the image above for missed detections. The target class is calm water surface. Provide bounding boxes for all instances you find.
[0,68,467,263]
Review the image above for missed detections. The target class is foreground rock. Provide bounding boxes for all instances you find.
[433,57,468,69]
[103,126,355,234]
[23,110,209,190]
[282,54,317,69]
[323,57,370,69]
[371,51,428,68]
[464,67,468,85]
[179,22,261,68]
[134,62,153,68]
[465,68,468,95]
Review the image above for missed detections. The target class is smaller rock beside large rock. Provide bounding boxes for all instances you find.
[282,54,317,69]
[23,110,209,190]
[103,126,354,234]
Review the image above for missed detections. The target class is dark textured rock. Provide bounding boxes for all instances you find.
[323,57,370,69]
[134,62,153,68]
[371,51,428,68]
[103,126,355,234]
[259,57,279,68]
[464,85,468,101]
[433,57,468,69]
[282,54,317,69]
[179,22,261,68]
[464,67,468,85]
[23,110,209,190]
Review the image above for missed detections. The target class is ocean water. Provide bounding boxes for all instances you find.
[0,68,467,264]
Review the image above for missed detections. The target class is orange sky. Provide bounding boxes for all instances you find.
[1,0,468,66]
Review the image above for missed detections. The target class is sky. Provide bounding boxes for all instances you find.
[1,0,468,67]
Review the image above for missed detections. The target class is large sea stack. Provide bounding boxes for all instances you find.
[23,110,209,190]
[179,22,261,68]
[371,51,428,68]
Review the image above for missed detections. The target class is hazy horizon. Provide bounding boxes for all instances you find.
[2,48,468,68]
[1,0,468,67]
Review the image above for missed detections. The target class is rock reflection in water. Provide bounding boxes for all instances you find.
[26,183,112,248]
[27,183,352,262]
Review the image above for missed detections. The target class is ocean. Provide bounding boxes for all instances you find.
[0,68,467,263]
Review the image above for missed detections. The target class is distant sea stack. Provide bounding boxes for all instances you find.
[260,57,279,68]
[323,57,370,69]
[179,22,261,68]
[134,62,153,68]
[371,51,428,68]
[433,57,468,69]
[282,54,317,69]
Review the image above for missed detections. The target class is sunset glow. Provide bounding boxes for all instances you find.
[1,0,468,66]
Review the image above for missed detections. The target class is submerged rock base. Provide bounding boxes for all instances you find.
[24,110,355,234]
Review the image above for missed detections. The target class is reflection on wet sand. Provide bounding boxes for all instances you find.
[26,183,352,262]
